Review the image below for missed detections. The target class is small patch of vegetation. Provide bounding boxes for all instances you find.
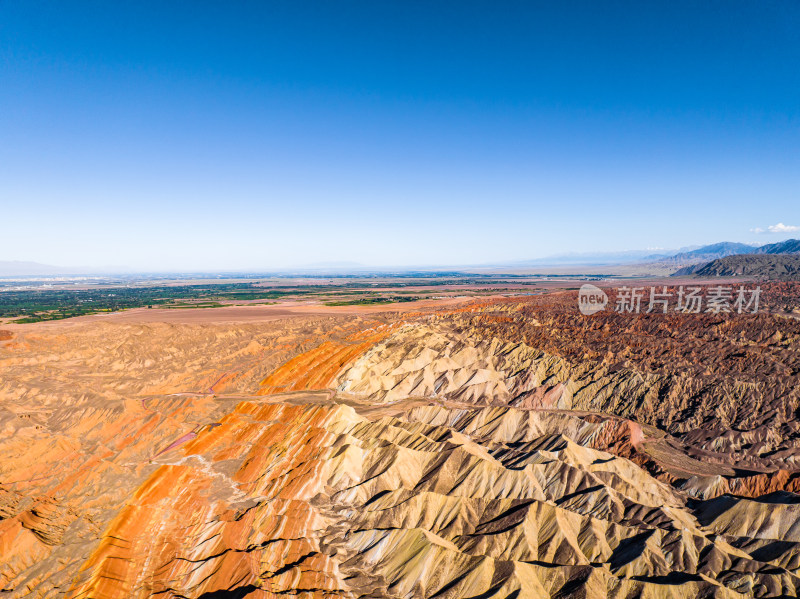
[324,296,422,306]
[162,302,227,309]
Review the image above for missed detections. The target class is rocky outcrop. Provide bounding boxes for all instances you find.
[337,310,800,461]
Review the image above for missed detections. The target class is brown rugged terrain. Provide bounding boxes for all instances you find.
[676,254,800,279]
[2,283,800,598]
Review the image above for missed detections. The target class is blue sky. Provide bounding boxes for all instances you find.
[1,1,798,270]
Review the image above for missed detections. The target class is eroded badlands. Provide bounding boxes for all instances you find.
[2,287,800,598]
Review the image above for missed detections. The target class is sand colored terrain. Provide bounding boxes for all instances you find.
[16,296,479,327]
[2,284,800,597]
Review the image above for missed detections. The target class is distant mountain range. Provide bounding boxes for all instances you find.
[657,242,757,265]
[3,239,800,278]
[506,249,680,266]
[497,239,800,280]
[755,239,800,255]
[0,261,77,276]
[674,238,800,278]
[0,261,131,277]
[683,254,800,280]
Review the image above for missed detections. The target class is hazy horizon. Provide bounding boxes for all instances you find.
[2,238,797,276]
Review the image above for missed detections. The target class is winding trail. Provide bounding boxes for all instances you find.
[151,422,222,461]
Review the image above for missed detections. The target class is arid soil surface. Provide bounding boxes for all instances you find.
[80,296,485,323]
[2,283,800,598]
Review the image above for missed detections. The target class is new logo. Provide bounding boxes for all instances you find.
[578,284,608,315]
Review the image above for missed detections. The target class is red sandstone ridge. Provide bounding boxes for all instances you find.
[1,288,800,597]
[257,324,397,395]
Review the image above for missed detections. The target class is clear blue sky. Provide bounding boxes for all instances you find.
[1,1,798,270]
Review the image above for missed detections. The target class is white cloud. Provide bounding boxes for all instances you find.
[751,222,799,234]
[769,223,799,233]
